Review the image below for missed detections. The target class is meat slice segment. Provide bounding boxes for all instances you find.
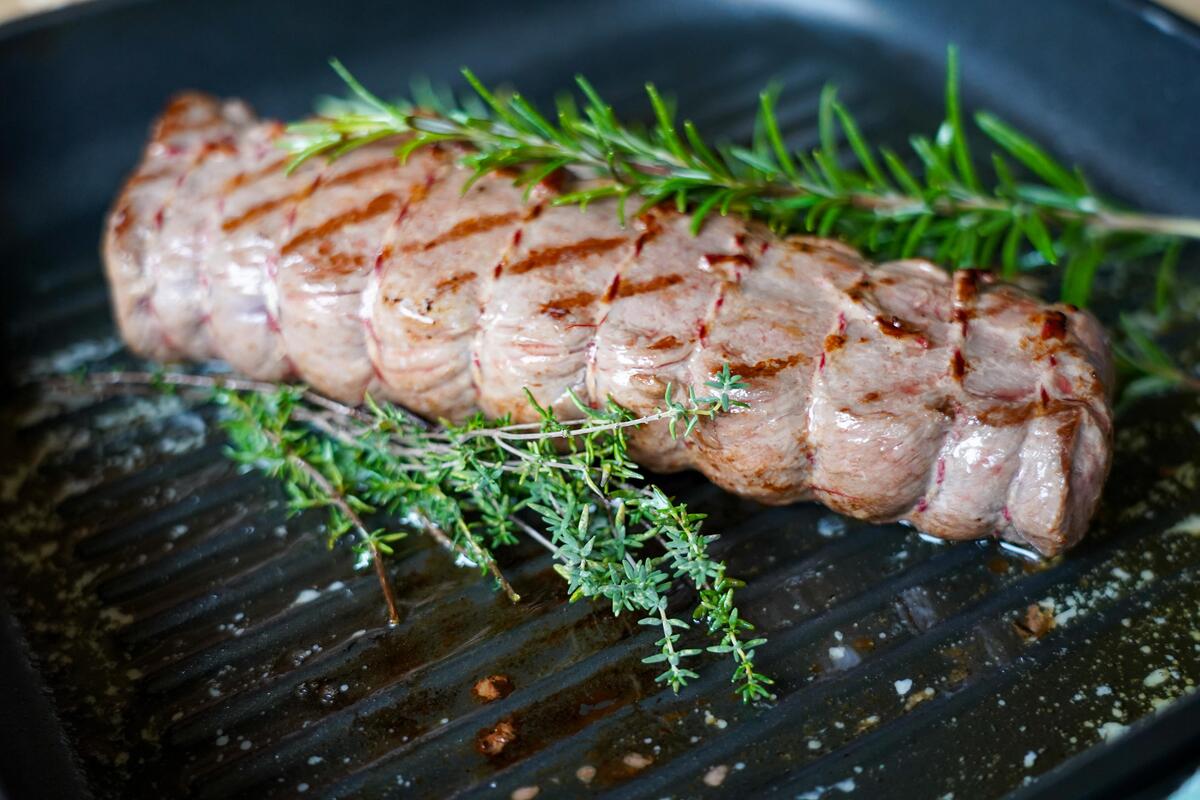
[104,93,252,360]
[590,210,735,473]
[474,200,632,421]
[277,144,437,401]
[204,123,321,380]
[148,108,254,360]
[805,269,951,520]
[678,236,853,504]
[370,165,527,419]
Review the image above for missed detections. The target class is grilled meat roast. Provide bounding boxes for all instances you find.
[103,94,1114,556]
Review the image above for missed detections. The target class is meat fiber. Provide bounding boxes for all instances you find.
[102,94,1115,556]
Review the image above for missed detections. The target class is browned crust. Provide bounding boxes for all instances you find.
[505,236,627,276]
[412,211,523,253]
[282,193,401,254]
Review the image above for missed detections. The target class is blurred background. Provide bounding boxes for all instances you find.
[2,0,1200,23]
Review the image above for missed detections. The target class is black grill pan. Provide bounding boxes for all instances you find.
[2,1,1200,798]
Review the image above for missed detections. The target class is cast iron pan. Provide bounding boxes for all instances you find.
[2,1,1199,798]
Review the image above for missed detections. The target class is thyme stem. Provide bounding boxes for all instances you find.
[422,516,520,602]
[249,398,402,626]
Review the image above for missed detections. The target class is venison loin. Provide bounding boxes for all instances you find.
[103,93,1114,556]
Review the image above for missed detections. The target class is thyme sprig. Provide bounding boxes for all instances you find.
[284,47,1199,312]
[65,369,773,702]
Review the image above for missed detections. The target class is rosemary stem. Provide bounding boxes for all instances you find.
[1093,210,1200,239]
[389,108,1200,243]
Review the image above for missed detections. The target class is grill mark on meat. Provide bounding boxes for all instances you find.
[975,396,1085,426]
[648,335,682,351]
[951,306,973,334]
[541,291,597,319]
[727,352,808,379]
[113,206,134,238]
[603,274,621,302]
[315,249,369,275]
[128,169,173,187]
[703,253,753,268]
[951,270,980,336]
[700,252,754,284]
[434,271,477,296]
[1041,310,1068,340]
[223,156,291,193]
[1057,413,1082,479]
[951,349,968,381]
[505,236,628,276]
[156,108,223,138]
[282,193,402,255]
[824,333,846,352]
[875,315,929,347]
[222,189,309,232]
[160,93,205,116]
[845,275,872,303]
[410,211,523,252]
[615,273,684,298]
[955,269,980,303]
[633,213,663,256]
[197,138,238,164]
[323,158,400,190]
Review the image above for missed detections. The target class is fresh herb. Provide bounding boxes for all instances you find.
[69,368,773,703]
[284,46,1199,313]
[1113,313,1200,410]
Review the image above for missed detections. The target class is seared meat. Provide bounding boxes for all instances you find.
[103,94,1114,555]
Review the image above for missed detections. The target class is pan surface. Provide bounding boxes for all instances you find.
[1,1,1199,798]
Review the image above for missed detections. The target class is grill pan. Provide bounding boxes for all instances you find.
[2,1,1200,797]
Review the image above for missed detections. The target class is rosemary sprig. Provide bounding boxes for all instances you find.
[1113,313,1200,410]
[64,369,773,702]
[284,47,1199,313]
[284,49,1199,401]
